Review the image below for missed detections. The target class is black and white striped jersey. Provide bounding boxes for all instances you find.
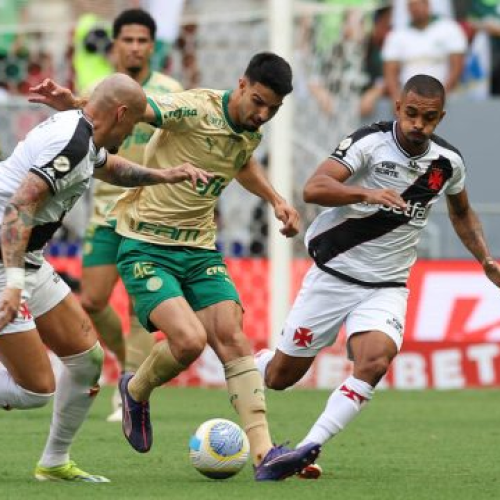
[306,121,466,287]
[0,110,107,267]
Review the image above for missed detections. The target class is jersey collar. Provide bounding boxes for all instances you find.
[222,90,245,134]
[392,121,430,159]
[141,71,153,87]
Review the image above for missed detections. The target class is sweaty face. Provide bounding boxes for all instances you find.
[113,24,154,75]
[237,80,284,131]
[396,90,444,152]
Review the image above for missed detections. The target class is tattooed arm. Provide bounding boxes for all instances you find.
[0,174,50,327]
[94,154,213,190]
[447,190,500,287]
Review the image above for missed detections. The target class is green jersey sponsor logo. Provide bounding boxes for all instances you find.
[134,221,200,242]
[196,175,228,197]
[164,107,198,120]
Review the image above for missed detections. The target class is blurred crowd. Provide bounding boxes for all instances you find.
[1,0,499,110]
[0,0,198,99]
[303,0,500,122]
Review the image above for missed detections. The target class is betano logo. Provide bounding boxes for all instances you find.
[414,272,500,342]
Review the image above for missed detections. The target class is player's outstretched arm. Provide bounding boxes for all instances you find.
[28,79,84,111]
[95,155,213,189]
[0,174,51,328]
[446,190,500,287]
[236,156,300,237]
[303,157,407,209]
[29,79,157,123]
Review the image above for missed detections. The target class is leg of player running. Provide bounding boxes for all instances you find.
[34,292,108,483]
[108,302,156,424]
[125,302,156,373]
[80,263,123,423]
[119,296,206,453]
[296,331,395,448]
[197,300,320,481]
[80,264,123,366]
[0,330,55,411]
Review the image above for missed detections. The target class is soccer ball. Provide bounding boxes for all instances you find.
[189,418,250,479]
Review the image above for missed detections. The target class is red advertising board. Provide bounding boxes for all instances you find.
[48,258,500,388]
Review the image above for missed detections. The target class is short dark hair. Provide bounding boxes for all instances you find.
[244,52,293,96]
[402,74,445,105]
[113,9,156,40]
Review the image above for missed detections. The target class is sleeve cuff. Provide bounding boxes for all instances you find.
[147,97,163,127]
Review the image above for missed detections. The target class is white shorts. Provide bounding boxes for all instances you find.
[277,264,409,358]
[0,260,71,335]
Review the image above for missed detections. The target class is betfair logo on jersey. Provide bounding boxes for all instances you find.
[164,107,198,120]
[380,200,429,222]
[196,175,228,197]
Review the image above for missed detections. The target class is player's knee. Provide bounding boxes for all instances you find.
[356,355,391,383]
[80,293,108,313]
[264,365,294,391]
[212,328,250,361]
[171,331,206,365]
[61,342,105,385]
[15,385,54,409]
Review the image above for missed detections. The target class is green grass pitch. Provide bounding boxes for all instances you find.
[1,386,499,500]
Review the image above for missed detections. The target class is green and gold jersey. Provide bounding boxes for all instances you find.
[90,71,183,226]
[111,88,262,249]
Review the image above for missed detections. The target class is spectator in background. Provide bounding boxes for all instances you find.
[137,0,185,72]
[72,13,113,94]
[391,0,454,28]
[467,0,500,96]
[134,0,199,88]
[382,0,467,103]
[359,4,392,119]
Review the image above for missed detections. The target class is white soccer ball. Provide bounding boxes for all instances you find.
[189,418,250,479]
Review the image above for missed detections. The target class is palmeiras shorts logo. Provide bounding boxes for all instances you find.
[146,276,163,292]
[293,327,313,347]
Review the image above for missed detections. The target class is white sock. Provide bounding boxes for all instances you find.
[0,365,52,409]
[254,349,275,384]
[38,342,104,468]
[297,376,374,447]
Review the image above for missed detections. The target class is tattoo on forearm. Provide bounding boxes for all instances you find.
[109,161,160,187]
[1,177,46,267]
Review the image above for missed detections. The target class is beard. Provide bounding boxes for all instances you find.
[126,65,142,76]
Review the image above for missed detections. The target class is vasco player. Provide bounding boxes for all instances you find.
[0,73,210,483]
[256,74,500,477]
[79,9,184,423]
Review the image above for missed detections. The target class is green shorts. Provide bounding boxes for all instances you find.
[82,224,122,267]
[116,237,241,332]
